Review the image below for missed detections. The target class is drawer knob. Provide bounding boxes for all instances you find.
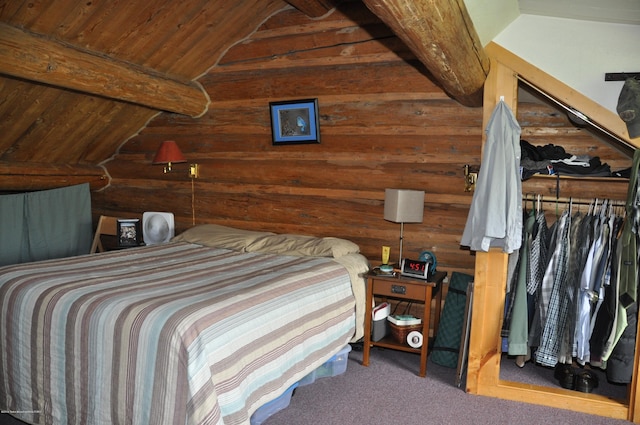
[391,284,406,295]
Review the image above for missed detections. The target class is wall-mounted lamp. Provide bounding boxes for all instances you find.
[384,188,425,264]
[152,140,200,179]
[152,140,201,226]
[153,140,186,173]
[189,163,200,179]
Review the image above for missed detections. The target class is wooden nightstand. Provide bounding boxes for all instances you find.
[362,270,447,377]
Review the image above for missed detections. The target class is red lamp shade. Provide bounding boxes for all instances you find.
[153,141,186,173]
[153,141,186,165]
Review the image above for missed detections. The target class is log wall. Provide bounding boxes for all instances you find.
[92,3,631,276]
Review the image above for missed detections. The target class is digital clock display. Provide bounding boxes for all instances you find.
[400,258,431,279]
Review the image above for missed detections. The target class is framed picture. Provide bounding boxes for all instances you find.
[117,219,142,248]
[269,98,320,145]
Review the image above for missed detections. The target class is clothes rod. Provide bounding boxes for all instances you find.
[522,194,625,207]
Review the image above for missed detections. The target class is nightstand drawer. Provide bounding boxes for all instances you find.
[372,279,428,300]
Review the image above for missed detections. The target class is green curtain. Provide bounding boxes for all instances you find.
[0,183,92,266]
[0,192,27,266]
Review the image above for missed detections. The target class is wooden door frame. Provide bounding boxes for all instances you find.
[465,44,639,422]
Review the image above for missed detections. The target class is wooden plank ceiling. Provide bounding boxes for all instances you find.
[0,0,488,192]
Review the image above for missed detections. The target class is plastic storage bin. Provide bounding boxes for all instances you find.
[250,382,299,425]
[372,317,389,342]
[315,344,352,378]
[297,368,317,387]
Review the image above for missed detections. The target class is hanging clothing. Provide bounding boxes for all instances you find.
[501,250,521,342]
[504,196,627,370]
[524,205,550,352]
[508,210,534,356]
[535,210,572,367]
[606,149,640,383]
[590,215,623,366]
[557,211,585,364]
[567,212,596,363]
[527,206,549,295]
[461,100,522,254]
[575,205,609,365]
[535,215,562,330]
[618,149,640,309]
[589,213,615,335]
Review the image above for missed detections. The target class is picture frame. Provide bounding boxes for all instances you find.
[269,98,320,145]
[117,218,142,248]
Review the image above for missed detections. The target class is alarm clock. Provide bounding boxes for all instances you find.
[400,258,431,280]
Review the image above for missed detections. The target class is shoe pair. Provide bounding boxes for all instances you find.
[554,363,599,393]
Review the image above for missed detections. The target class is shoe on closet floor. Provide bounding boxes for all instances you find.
[554,363,576,390]
[574,369,599,393]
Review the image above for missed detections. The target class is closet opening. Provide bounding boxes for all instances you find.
[499,79,634,407]
[499,194,630,404]
[466,45,638,422]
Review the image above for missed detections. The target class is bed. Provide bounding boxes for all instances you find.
[0,224,369,425]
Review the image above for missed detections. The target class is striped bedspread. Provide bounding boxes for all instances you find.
[0,242,360,425]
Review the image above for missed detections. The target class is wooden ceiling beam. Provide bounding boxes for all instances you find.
[0,23,209,118]
[284,0,341,17]
[0,161,109,192]
[362,0,489,107]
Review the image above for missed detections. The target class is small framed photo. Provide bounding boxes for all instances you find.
[117,219,142,248]
[269,98,320,145]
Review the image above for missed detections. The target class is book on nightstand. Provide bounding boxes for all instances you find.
[387,315,421,326]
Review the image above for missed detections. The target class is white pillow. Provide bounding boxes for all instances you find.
[171,224,275,251]
[245,234,360,258]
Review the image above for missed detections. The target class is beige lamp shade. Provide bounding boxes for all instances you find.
[384,189,425,223]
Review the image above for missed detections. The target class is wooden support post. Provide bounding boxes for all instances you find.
[465,249,508,393]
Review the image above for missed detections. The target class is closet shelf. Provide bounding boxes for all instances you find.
[523,174,629,202]
[528,174,629,183]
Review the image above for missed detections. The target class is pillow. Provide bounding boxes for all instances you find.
[245,234,360,258]
[171,224,275,251]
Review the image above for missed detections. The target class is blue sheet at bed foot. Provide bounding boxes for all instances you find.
[250,344,352,425]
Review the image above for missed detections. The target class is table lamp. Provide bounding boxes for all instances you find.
[384,188,425,263]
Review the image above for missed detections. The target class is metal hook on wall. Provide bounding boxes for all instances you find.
[463,164,478,192]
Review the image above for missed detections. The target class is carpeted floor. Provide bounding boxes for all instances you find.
[1,346,631,425]
[499,353,628,401]
[264,346,631,425]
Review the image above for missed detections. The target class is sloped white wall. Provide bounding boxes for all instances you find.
[463,0,519,46]
[492,15,639,114]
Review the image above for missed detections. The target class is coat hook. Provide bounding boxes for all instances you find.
[463,164,478,192]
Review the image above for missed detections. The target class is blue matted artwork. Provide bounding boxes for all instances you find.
[269,98,320,145]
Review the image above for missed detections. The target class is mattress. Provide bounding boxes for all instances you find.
[0,242,366,425]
